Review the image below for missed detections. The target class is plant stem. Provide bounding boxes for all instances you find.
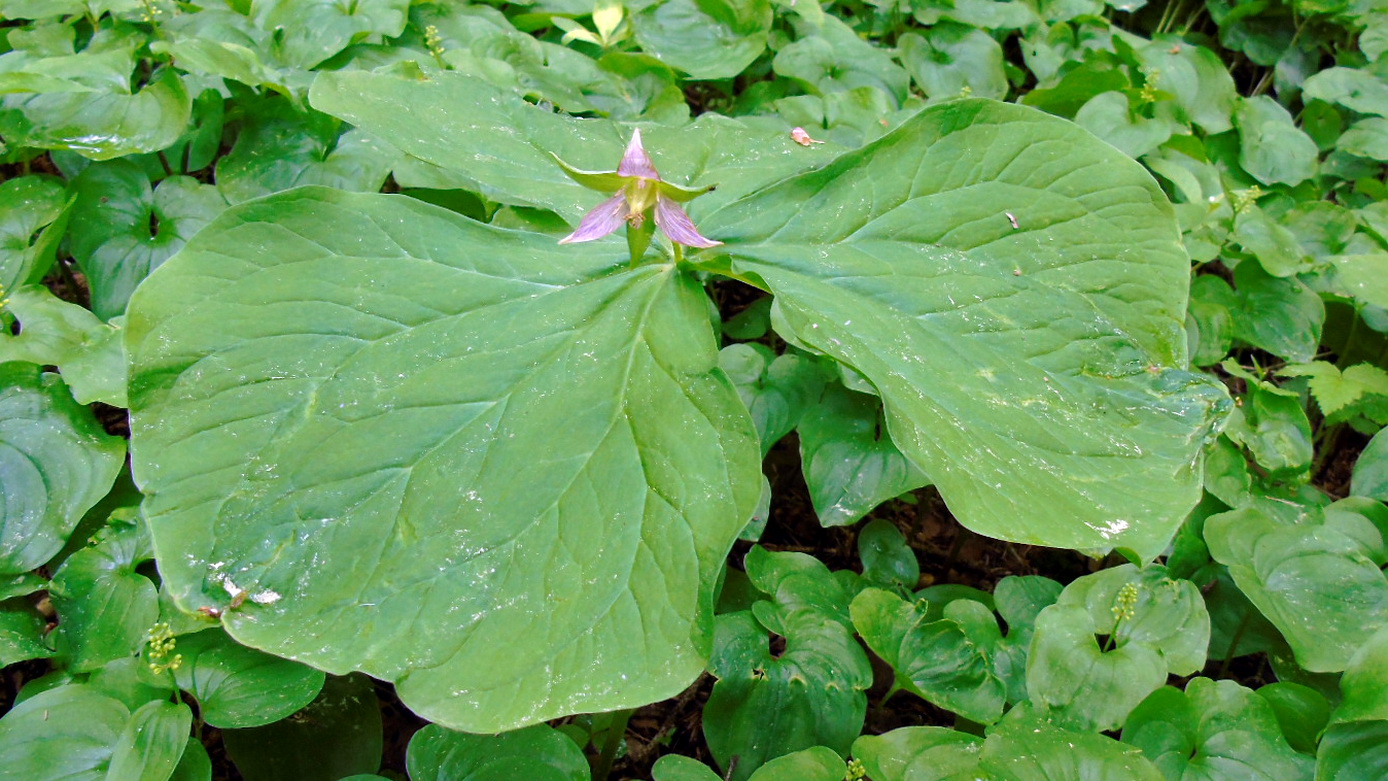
[592,708,632,781]
[1219,608,1253,679]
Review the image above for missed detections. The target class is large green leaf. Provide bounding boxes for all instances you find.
[0,175,70,291]
[170,629,326,729]
[49,513,159,673]
[0,68,191,161]
[1205,506,1388,672]
[126,187,759,732]
[701,99,1229,559]
[0,285,126,406]
[308,66,843,225]
[0,363,126,576]
[850,587,1006,724]
[0,684,132,781]
[405,724,587,781]
[1026,604,1167,731]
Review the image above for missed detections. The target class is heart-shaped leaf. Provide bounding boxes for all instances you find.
[0,363,126,576]
[127,187,759,732]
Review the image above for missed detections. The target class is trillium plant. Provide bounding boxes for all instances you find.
[123,66,1231,735]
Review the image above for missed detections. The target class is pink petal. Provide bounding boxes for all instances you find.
[655,196,722,248]
[617,128,660,180]
[559,193,630,244]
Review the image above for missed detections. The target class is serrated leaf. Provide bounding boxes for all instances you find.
[127,188,759,731]
[0,363,125,576]
[702,98,1230,560]
[1281,361,1388,418]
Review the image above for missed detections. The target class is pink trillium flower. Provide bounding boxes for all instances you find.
[556,129,722,249]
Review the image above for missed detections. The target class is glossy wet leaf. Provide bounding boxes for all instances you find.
[703,98,1229,560]
[127,188,758,732]
[0,285,126,406]
[106,700,193,781]
[0,595,51,666]
[1055,563,1210,675]
[0,684,131,781]
[405,723,587,781]
[704,610,870,781]
[1121,679,1313,780]
[0,175,70,291]
[49,514,158,673]
[222,674,383,781]
[0,68,191,161]
[1257,682,1330,755]
[631,0,772,80]
[171,629,325,729]
[1205,506,1388,672]
[1334,623,1388,723]
[309,66,842,225]
[797,381,928,527]
[857,519,920,591]
[1026,604,1167,731]
[850,587,1006,724]
[1352,427,1388,501]
[0,363,126,577]
[1316,721,1388,781]
[69,159,227,319]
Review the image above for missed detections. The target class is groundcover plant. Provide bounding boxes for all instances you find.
[2,0,1388,779]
